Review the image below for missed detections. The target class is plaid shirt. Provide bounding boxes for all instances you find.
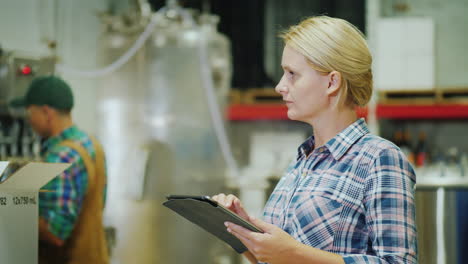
[39,125,96,241]
[263,118,417,263]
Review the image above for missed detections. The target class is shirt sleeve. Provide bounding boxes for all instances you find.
[342,147,418,264]
[39,147,88,241]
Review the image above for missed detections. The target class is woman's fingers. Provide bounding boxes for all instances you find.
[212,193,234,208]
[211,193,225,204]
[212,194,246,215]
[211,193,239,210]
[225,194,239,208]
[233,198,249,219]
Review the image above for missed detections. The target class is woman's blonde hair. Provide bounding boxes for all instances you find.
[280,16,373,107]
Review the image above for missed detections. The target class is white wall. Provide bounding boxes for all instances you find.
[380,0,468,88]
[0,0,107,134]
[0,0,49,54]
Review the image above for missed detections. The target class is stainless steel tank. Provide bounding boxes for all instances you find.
[415,177,468,264]
[97,2,233,264]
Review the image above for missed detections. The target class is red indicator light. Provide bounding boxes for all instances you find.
[20,65,32,75]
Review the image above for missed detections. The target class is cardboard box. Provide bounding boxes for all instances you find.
[0,161,70,264]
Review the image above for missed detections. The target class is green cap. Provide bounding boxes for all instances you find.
[10,75,74,110]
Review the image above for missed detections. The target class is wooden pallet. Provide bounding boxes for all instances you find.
[228,90,243,104]
[439,88,468,102]
[232,87,468,105]
[378,88,468,104]
[242,88,281,104]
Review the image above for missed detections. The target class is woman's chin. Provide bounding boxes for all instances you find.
[286,111,298,121]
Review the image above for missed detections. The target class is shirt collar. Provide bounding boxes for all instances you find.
[41,125,78,154]
[297,118,369,161]
[297,136,315,160]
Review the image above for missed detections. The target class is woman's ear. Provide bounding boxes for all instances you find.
[326,71,342,96]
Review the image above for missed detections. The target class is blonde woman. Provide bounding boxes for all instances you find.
[213,16,417,264]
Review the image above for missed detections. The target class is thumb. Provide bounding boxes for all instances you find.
[249,216,275,233]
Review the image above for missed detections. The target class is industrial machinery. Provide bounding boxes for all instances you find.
[96,1,235,263]
[0,46,55,165]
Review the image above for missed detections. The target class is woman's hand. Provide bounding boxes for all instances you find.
[211,193,250,220]
[225,217,303,264]
[211,193,259,264]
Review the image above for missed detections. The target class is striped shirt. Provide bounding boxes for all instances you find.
[39,125,96,241]
[263,118,417,263]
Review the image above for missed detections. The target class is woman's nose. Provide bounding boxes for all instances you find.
[275,82,287,94]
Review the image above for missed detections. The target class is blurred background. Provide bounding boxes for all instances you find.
[0,0,467,263]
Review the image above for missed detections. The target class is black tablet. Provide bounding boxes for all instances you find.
[163,195,263,253]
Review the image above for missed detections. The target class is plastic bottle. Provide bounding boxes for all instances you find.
[431,147,446,177]
[393,129,403,147]
[415,131,429,167]
[460,152,468,177]
[401,130,415,164]
[445,147,461,178]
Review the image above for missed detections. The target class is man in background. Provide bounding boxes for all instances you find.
[10,75,108,264]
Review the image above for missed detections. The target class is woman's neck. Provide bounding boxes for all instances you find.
[309,107,357,148]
